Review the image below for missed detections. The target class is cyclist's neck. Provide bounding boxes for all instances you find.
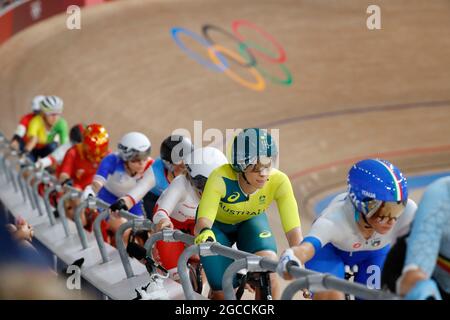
[166,170,175,183]
[124,162,140,178]
[238,174,258,196]
[43,116,53,130]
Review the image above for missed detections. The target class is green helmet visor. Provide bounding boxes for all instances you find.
[231,128,278,172]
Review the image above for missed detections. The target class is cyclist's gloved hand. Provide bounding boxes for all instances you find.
[81,185,96,201]
[404,279,442,300]
[61,178,73,187]
[194,227,216,245]
[110,198,128,213]
[19,149,31,162]
[276,248,303,278]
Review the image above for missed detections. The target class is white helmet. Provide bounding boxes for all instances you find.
[31,95,45,112]
[118,132,151,161]
[40,95,64,114]
[185,147,228,191]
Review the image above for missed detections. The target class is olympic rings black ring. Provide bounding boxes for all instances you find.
[201,24,257,68]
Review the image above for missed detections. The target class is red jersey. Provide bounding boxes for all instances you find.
[59,144,105,190]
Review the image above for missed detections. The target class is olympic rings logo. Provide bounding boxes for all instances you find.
[170,20,293,92]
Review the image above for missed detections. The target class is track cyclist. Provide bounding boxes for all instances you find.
[82,132,153,246]
[58,124,110,229]
[194,128,303,300]
[142,135,194,217]
[277,159,417,300]
[22,96,68,162]
[10,95,44,152]
[153,146,228,281]
[35,123,85,172]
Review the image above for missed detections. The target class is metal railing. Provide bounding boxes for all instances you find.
[0,135,402,300]
[146,228,401,300]
[69,192,153,278]
[115,218,154,278]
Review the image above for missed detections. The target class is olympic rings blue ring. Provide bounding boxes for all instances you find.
[170,27,229,73]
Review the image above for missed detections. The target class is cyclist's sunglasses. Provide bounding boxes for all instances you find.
[129,149,151,163]
[365,199,407,222]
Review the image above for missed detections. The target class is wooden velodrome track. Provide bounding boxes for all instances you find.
[1,0,450,256]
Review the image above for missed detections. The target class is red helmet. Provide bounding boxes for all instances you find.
[83,124,109,163]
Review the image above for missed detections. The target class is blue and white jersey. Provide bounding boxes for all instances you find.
[304,193,417,253]
[148,158,170,196]
[94,153,155,201]
[404,176,450,293]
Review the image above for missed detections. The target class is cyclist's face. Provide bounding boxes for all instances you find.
[366,202,404,234]
[127,157,148,175]
[173,162,187,176]
[244,161,272,189]
[43,113,60,126]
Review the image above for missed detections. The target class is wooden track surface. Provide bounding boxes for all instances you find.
[1,0,450,253]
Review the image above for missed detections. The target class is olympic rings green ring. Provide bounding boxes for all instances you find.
[238,41,293,86]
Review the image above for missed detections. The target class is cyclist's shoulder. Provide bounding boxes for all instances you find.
[65,144,79,156]
[55,117,68,128]
[20,112,35,123]
[28,114,43,126]
[317,193,351,222]
[100,153,121,167]
[171,174,190,188]
[211,164,235,180]
[426,176,450,195]
[267,168,290,187]
[152,157,163,168]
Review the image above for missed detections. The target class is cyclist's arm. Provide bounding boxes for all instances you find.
[292,242,316,265]
[50,142,72,164]
[286,227,303,247]
[24,117,40,152]
[153,175,186,223]
[24,136,38,153]
[295,218,335,264]
[91,154,116,193]
[124,164,156,208]
[399,180,448,294]
[55,119,69,145]
[58,147,76,183]
[274,172,302,244]
[14,124,27,138]
[194,170,225,235]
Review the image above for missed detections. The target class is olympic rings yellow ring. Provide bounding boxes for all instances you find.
[208,44,266,92]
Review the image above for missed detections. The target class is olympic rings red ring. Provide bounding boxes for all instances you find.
[231,19,287,64]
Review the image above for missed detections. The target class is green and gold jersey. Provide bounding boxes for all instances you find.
[27,114,68,147]
[197,164,301,233]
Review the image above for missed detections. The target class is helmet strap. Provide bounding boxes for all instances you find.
[360,212,373,229]
[242,171,250,185]
[354,210,373,229]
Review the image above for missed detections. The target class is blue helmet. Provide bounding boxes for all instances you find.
[347,159,408,216]
[230,128,278,173]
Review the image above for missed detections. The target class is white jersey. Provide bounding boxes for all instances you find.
[94,153,156,201]
[38,142,72,168]
[306,193,417,252]
[154,175,199,223]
